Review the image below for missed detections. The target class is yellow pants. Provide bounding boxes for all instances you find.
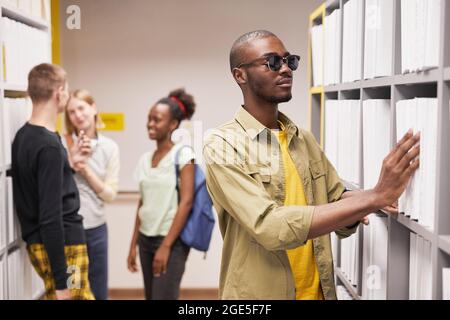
[27,244,95,300]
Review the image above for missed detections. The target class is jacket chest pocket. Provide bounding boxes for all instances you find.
[309,159,326,181]
[246,164,273,194]
[308,159,327,202]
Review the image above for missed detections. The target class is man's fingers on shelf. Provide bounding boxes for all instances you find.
[397,144,420,171]
[392,132,420,162]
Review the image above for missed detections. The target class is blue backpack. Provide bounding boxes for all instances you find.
[175,146,215,254]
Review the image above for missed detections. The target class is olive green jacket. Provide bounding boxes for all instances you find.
[203,107,358,300]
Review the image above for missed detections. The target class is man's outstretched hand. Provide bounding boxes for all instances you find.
[373,129,420,210]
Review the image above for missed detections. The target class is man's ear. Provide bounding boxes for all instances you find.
[232,68,247,86]
[55,86,63,102]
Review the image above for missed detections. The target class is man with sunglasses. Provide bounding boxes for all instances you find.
[203,30,419,300]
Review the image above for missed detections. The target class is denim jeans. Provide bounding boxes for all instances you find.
[85,223,108,300]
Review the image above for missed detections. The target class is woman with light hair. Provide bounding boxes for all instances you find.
[64,89,120,300]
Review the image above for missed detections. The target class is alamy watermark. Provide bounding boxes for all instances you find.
[66,5,81,30]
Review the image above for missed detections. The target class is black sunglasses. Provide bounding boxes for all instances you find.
[238,54,301,72]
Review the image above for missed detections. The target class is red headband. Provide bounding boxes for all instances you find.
[170,96,187,116]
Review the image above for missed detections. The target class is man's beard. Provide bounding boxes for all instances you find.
[267,93,292,104]
[250,79,292,104]
[255,90,292,104]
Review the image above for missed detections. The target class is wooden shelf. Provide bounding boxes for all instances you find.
[309,3,325,22]
[310,86,324,94]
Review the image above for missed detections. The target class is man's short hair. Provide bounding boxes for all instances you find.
[27,63,67,104]
[229,30,277,71]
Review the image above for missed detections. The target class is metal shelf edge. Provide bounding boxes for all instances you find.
[438,235,450,255]
[335,267,361,300]
[1,5,49,30]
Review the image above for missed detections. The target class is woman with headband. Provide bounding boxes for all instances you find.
[127,88,196,300]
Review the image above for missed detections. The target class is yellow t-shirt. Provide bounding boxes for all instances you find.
[275,123,324,300]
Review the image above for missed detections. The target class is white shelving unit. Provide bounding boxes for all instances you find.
[0,0,51,300]
[309,0,450,299]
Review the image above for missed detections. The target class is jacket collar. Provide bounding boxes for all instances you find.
[235,106,301,141]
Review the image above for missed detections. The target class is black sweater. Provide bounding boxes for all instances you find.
[11,123,85,290]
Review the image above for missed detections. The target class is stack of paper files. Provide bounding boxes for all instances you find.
[342,0,363,83]
[7,176,20,245]
[340,233,359,286]
[331,233,338,265]
[336,285,354,300]
[396,98,438,229]
[443,268,450,300]
[324,100,362,188]
[401,0,441,73]
[324,100,339,169]
[4,0,50,21]
[324,9,341,85]
[0,175,5,251]
[324,99,363,287]
[1,98,33,166]
[363,99,391,189]
[362,216,388,299]
[2,17,51,86]
[30,259,44,299]
[7,248,26,300]
[2,0,17,8]
[311,23,323,86]
[409,233,432,300]
[361,99,390,299]
[364,0,394,79]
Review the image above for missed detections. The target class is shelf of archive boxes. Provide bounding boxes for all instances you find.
[386,80,443,299]
[0,1,51,302]
[308,0,450,300]
[0,2,50,31]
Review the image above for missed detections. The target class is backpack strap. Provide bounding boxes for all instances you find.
[174,145,195,203]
